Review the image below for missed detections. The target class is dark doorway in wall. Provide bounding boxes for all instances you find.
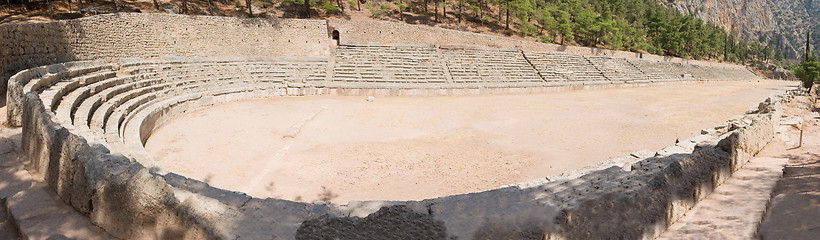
[332,30,340,46]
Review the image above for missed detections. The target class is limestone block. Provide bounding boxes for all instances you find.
[781,116,803,130]
[234,198,332,239]
[631,150,655,159]
[296,205,447,240]
[162,172,250,209]
[90,167,189,239]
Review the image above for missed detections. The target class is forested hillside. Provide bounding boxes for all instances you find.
[666,0,819,62]
[2,0,813,67]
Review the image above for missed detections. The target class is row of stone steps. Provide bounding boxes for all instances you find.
[332,44,758,84]
[333,44,447,84]
[22,59,320,153]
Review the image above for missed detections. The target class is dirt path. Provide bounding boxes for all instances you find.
[757,96,820,239]
[144,80,796,204]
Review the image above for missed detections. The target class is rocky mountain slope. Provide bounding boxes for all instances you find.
[665,0,819,60]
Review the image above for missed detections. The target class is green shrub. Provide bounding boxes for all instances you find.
[793,56,820,88]
[255,0,271,8]
[320,1,341,13]
[519,22,538,37]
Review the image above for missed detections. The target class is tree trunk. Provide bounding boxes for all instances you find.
[435,0,438,22]
[442,2,446,22]
[337,0,344,13]
[497,3,501,23]
[246,0,253,16]
[357,0,361,11]
[182,0,188,14]
[457,2,461,23]
[424,0,428,13]
[303,0,310,18]
[153,0,159,10]
[400,0,403,21]
[208,0,214,15]
[505,0,509,30]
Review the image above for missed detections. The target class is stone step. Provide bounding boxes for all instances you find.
[101,80,271,139]
[75,77,167,129]
[89,77,236,131]
[42,71,117,113]
[115,85,282,147]
[23,65,113,94]
[55,73,145,126]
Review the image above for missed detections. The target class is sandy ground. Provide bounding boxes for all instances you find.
[144,80,796,204]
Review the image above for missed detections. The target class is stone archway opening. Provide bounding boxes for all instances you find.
[332,30,340,46]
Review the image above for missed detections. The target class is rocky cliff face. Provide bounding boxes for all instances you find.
[663,0,819,60]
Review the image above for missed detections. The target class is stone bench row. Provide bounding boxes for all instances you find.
[121,58,327,83]
[524,52,610,82]
[333,45,445,84]
[439,47,542,83]
[586,56,649,82]
[117,85,284,171]
[105,81,280,145]
[76,76,272,141]
[7,60,115,126]
[331,44,759,85]
[16,59,321,149]
[34,70,244,128]
[122,63,326,84]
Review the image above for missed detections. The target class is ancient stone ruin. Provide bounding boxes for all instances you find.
[2,13,787,239]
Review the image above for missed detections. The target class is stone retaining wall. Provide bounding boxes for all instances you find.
[0,13,329,93]
[10,59,789,239]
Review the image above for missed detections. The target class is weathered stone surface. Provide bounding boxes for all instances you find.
[234,198,332,239]
[163,172,251,209]
[0,24,778,239]
[631,149,655,159]
[296,205,447,240]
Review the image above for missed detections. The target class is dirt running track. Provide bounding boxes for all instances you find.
[144,80,796,204]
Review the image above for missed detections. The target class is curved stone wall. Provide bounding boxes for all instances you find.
[7,56,788,239]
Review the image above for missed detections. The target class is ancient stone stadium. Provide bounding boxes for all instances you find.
[0,13,807,239]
